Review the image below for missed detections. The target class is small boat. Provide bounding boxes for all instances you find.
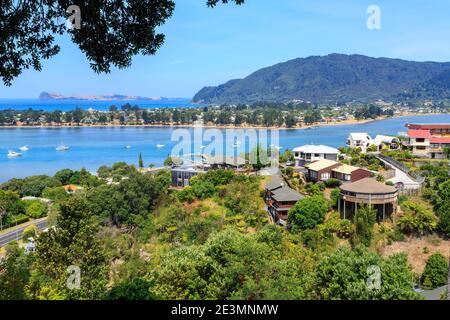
[56,143,69,151]
[125,145,131,149]
[19,145,29,151]
[7,150,22,157]
[156,144,165,148]
[200,145,206,149]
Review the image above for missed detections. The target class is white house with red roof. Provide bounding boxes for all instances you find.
[405,124,450,159]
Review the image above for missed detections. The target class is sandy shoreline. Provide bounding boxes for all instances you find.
[0,113,447,130]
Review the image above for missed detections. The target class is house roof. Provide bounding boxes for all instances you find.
[348,133,372,141]
[292,144,339,154]
[63,184,83,191]
[306,159,339,171]
[265,176,284,191]
[271,186,304,202]
[374,135,399,144]
[408,129,432,139]
[430,137,450,144]
[205,155,246,166]
[406,123,450,130]
[340,178,397,194]
[332,164,362,175]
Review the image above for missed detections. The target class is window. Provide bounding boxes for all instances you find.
[344,174,351,181]
[416,146,426,150]
[416,138,425,143]
[314,153,320,157]
[321,172,330,180]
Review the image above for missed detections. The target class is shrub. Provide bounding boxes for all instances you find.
[42,186,69,201]
[330,188,340,208]
[325,178,341,188]
[288,195,329,232]
[22,224,38,241]
[397,201,437,236]
[316,181,326,191]
[25,201,47,219]
[421,253,449,289]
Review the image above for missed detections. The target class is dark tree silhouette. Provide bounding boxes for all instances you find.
[0,0,244,86]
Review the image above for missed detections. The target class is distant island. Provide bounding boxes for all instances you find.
[193,53,450,105]
[39,91,182,101]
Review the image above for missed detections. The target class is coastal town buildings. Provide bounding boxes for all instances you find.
[171,166,205,187]
[338,177,398,221]
[405,123,450,159]
[346,133,399,153]
[305,159,372,183]
[292,144,339,167]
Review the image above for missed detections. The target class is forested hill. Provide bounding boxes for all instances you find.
[192,54,450,104]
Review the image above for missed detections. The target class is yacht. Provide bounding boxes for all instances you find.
[56,143,69,151]
[125,145,131,149]
[7,150,22,157]
[156,144,165,148]
[19,145,29,151]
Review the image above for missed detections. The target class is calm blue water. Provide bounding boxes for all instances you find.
[0,114,449,182]
[0,98,196,111]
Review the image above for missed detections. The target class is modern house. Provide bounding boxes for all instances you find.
[346,133,374,153]
[405,124,450,159]
[292,144,339,167]
[265,177,304,225]
[338,178,398,221]
[171,167,205,187]
[305,159,372,183]
[204,155,246,170]
[331,164,372,183]
[305,159,341,182]
[347,133,399,152]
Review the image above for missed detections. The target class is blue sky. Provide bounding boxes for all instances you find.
[1,0,450,99]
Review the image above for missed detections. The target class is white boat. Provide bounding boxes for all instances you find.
[19,145,29,151]
[125,145,131,149]
[156,144,165,148]
[7,150,22,157]
[56,143,69,151]
[200,145,206,149]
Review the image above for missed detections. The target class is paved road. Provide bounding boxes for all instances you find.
[377,157,421,189]
[0,218,48,247]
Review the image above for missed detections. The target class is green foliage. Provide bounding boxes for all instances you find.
[138,153,144,168]
[1,175,61,197]
[22,225,38,241]
[288,195,329,232]
[421,253,449,289]
[351,205,376,247]
[397,201,437,236]
[330,188,340,208]
[0,190,26,219]
[25,201,47,219]
[314,245,422,300]
[325,178,341,188]
[109,278,156,300]
[279,149,294,163]
[41,186,69,202]
[0,243,33,299]
[54,169,74,185]
[31,196,108,300]
[305,182,322,195]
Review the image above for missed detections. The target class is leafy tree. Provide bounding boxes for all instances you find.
[1,175,61,197]
[0,190,26,219]
[397,201,437,236]
[139,153,144,169]
[42,186,69,202]
[421,253,449,289]
[0,243,33,300]
[1,0,243,85]
[22,225,39,241]
[351,205,376,247]
[314,245,422,300]
[109,278,156,300]
[26,201,47,219]
[54,169,74,185]
[288,195,329,232]
[32,196,108,299]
